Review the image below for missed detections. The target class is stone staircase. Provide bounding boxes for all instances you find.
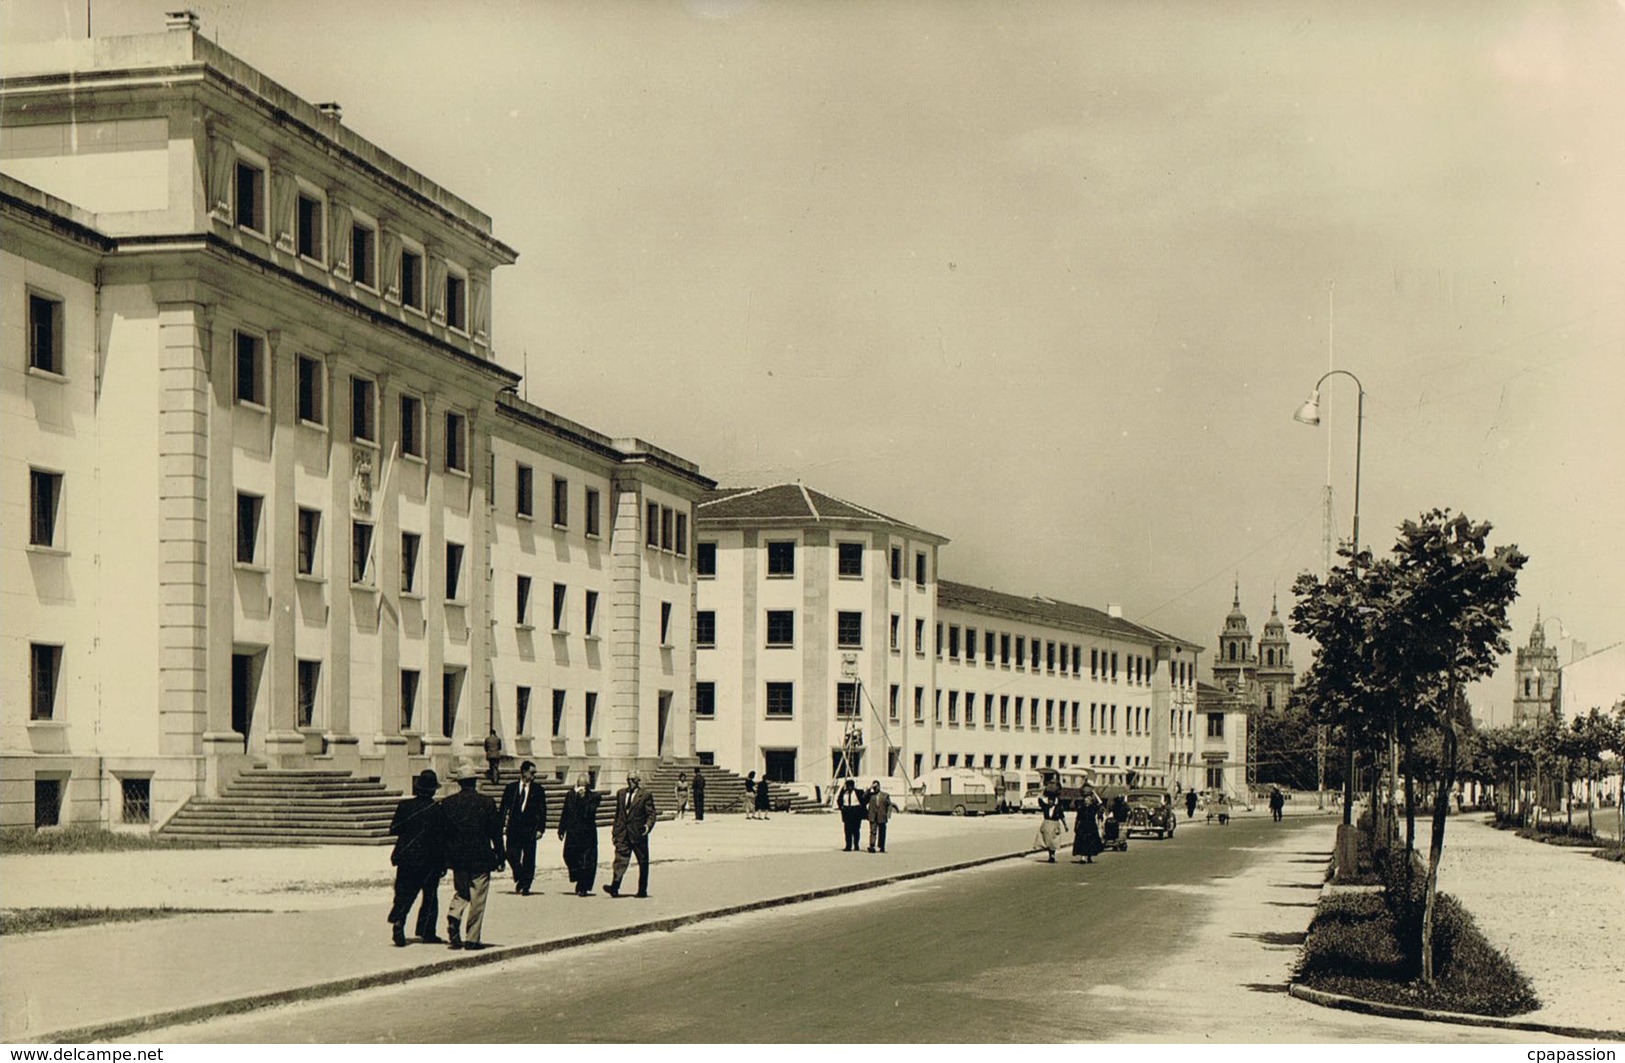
[159,767,402,845]
[644,762,825,815]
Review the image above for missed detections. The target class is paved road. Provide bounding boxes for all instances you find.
[148,817,1554,1043]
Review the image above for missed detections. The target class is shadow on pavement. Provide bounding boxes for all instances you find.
[1265,900,1317,908]
[1242,982,1291,995]
[1231,930,1307,947]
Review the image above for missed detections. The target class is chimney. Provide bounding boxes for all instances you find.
[1107,603,1123,619]
[317,102,344,123]
[165,10,200,32]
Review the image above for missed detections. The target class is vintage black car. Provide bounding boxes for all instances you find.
[1123,788,1177,839]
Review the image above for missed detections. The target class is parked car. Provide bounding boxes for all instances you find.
[1123,788,1177,838]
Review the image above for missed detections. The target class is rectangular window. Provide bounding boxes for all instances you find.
[646,501,660,547]
[915,551,927,588]
[913,687,924,724]
[984,631,995,664]
[516,686,532,735]
[889,546,902,582]
[516,575,532,626]
[585,691,599,738]
[914,619,925,656]
[401,248,424,310]
[552,689,567,737]
[765,682,794,718]
[235,331,265,406]
[400,532,420,593]
[660,507,674,550]
[675,512,688,556]
[585,590,600,637]
[585,489,601,538]
[296,193,323,259]
[398,394,422,457]
[948,690,959,725]
[296,355,323,424]
[35,778,62,829]
[934,690,943,725]
[965,627,977,658]
[1000,633,1011,667]
[444,411,467,472]
[983,693,994,727]
[296,659,321,727]
[516,464,534,517]
[1047,642,1057,673]
[351,376,376,443]
[1045,699,1055,730]
[1014,697,1024,728]
[236,492,263,565]
[351,221,377,288]
[551,476,568,526]
[696,610,716,647]
[837,682,859,718]
[660,601,673,645]
[695,682,716,718]
[999,695,1009,728]
[889,684,900,722]
[28,293,63,374]
[964,691,976,729]
[1111,705,1118,733]
[29,469,62,548]
[30,643,62,720]
[1092,649,1099,678]
[1111,652,1119,680]
[696,541,716,576]
[766,540,795,577]
[235,158,265,233]
[837,611,863,649]
[296,507,321,576]
[552,583,567,631]
[766,610,795,647]
[948,626,960,659]
[352,521,374,584]
[120,777,151,825]
[445,272,468,332]
[445,542,464,601]
[889,614,900,653]
[1208,714,1225,738]
[1071,702,1080,731]
[837,542,864,578]
[1015,637,1026,669]
[936,623,944,658]
[401,669,420,730]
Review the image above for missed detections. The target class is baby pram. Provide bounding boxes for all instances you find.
[1101,814,1129,851]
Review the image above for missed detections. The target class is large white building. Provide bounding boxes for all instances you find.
[1,17,710,831]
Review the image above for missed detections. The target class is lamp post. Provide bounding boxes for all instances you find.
[1294,370,1369,834]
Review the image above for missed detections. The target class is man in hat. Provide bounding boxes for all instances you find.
[865,780,893,853]
[387,769,446,946]
[603,770,656,898]
[440,762,504,949]
[500,760,547,895]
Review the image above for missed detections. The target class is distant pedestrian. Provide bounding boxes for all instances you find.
[1036,780,1067,862]
[754,771,773,818]
[692,769,706,821]
[674,772,691,820]
[744,771,760,819]
[500,760,547,894]
[387,769,446,947]
[865,780,893,853]
[1072,785,1104,864]
[483,728,504,785]
[558,773,601,896]
[603,771,656,898]
[440,762,504,950]
[1185,787,1199,820]
[1269,786,1285,823]
[836,778,866,851]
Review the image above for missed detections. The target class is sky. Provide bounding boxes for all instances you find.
[6,0,1624,724]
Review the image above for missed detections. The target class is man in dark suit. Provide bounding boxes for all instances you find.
[836,777,866,851]
[500,760,548,895]
[603,770,657,898]
[387,769,446,946]
[440,762,504,950]
[691,768,706,821]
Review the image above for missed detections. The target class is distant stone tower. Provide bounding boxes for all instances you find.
[1255,594,1295,714]
[1513,613,1560,727]
[1211,582,1256,697]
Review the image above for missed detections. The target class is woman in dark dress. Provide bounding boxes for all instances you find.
[753,772,773,817]
[1072,786,1105,863]
[557,774,601,895]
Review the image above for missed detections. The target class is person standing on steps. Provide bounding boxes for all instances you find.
[387,769,446,946]
[691,768,706,822]
[865,780,893,853]
[558,773,601,896]
[500,760,547,895]
[837,778,866,851]
[483,728,504,786]
[603,771,657,898]
[440,762,504,950]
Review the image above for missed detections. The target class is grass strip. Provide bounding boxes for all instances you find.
[0,826,225,855]
[0,906,256,936]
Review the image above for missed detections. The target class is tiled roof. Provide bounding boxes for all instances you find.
[697,484,945,540]
[937,579,1202,650]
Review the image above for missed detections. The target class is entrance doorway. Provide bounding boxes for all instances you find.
[764,749,797,783]
[231,649,264,752]
[656,691,672,757]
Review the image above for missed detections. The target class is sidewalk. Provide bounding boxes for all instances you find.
[1,813,1031,1043]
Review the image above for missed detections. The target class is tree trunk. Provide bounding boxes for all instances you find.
[1404,769,1416,853]
[1421,715,1458,986]
[1343,744,1355,826]
[1566,757,1574,830]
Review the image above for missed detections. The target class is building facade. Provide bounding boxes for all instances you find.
[1,18,709,830]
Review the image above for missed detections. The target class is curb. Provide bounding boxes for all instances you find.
[27,847,1034,1044]
[1288,982,1625,1042]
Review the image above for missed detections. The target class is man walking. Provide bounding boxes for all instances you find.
[440,762,504,950]
[865,780,893,853]
[483,728,504,785]
[603,771,657,898]
[836,778,866,851]
[1269,786,1286,823]
[500,760,547,894]
[1185,786,1199,820]
[691,768,706,822]
[387,769,446,946]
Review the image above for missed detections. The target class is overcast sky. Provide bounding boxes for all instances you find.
[8,0,1623,724]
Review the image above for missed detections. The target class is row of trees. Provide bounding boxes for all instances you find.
[1475,707,1625,839]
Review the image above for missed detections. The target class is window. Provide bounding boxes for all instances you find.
[585,590,600,637]
[585,692,599,737]
[401,247,424,310]
[1014,697,1024,728]
[913,687,924,724]
[28,293,63,374]
[936,623,944,658]
[1000,633,1011,667]
[985,631,996,664]
[660,602,673,645]
[644,501,661,547]
[585,489,601,537]
[352,521,374,584]
[766,610,795,647]
[696,610,716,647]
[235,332,265,406]
[444,411,467,472]
[965,627,977,661]
[1047,642,1057,673]
[948,691,959,725]
[1111,705,1118,733]
[351,221,377,289]
[516,575,532,626]
[838,542,864,578]
[296,507,321,575]
[29,469,62,548]
[889,547,902,582]
[445,542,464,601]
[235,157,265,233]
[1000,695,1010,728]
[695,682,716,718]
[889,614,900,653]
[296,659,321,727]
[120,777,151,825]
[1045,700,1055,730]
[1015,637,1026,669]
[351,376,377,443]
[292,355,323,424]
[965,691,976,728]
[696,541,716,576]
[889,685,900,722]
[516,686,532,735]
[837,611,863,649]
[296,192,323,259]
[445,272,468,332]
[398,395,423,458]
[552,583,567,631]
[766,540,795,577]
[914,618,925,656]
[983,693,994,727]
[914,551,927,588]
[35,778,63,829]
[401,669,420,730]
[514,464,534,517]
[837,682,859,718]
[1207,714,1225,738]
[948,626,960,659]
[236,493,263,565]
[551,476,568,526]
[552,689,567,737]
[400,532,420,593]
[675,512,688,556]
[765,682,794,718]
[1092,649,1100,678]
[660,507,674,550]
[31,643,62,720]
[1112,652,1119,680]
